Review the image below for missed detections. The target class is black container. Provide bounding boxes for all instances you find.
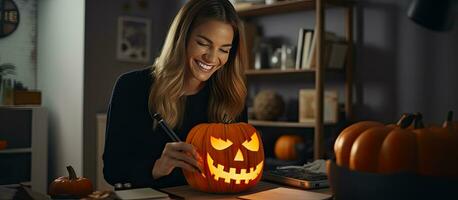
[327,160,458,200]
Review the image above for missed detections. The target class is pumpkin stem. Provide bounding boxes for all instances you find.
[413,112,425,129]
[443,110,453,128]
[396,113,415,129]
[66,165,77,180]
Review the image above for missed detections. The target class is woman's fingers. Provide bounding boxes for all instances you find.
[167,150,203,172]
[173,160,197,172]
[164,142,203,172]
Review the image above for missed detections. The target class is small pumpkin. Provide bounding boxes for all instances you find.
[0,140,7,150]
[49,165,93,197]
[274,135,304,160]
[183,122,264,193]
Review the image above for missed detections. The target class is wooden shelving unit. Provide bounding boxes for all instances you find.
[236,0,353,17]
[0,148,32,154]
[238,0,355,160]
[245,68,344,76]
[249,120,336,128]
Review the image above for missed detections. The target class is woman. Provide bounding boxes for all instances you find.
[103,0,248,188]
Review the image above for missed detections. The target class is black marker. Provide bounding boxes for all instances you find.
[153,113,204,175]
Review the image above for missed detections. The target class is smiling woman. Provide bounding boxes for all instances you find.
[103,0,249,189]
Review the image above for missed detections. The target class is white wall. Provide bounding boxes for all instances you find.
[37,0,85,180]
[0,0,37,89]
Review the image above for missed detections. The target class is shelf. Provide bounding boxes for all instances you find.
[236,0,353,17]
[249,120,335,128]
[0,148,32,154]
[245,68,343,76]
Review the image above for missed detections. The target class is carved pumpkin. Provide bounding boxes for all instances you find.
[49,166,93,197]
[183,122,264,193]
[274,135,303,160]
[334,112,458,178]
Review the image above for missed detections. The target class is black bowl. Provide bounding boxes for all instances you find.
[327,160,458,200]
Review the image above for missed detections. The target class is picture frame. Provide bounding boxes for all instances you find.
[299,89,338,123]
[117,16,151,63]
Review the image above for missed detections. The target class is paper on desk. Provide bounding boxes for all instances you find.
[115,188,168,200]
[238,187,332,200]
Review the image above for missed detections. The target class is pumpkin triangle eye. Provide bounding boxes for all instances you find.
[242,132,259,152]
[210,136,233,150]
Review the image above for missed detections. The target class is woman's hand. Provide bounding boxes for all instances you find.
[152,142,203,179]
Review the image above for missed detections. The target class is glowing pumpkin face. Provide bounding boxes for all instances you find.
[183,123,264,193]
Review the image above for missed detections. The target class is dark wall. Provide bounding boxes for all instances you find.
[248,0,458,124]
[83,0,181,181]
[354,0,457,123]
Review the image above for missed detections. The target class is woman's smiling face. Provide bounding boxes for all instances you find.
[186,19,234,83]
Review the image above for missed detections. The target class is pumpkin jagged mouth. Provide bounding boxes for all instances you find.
[207,153,263,184]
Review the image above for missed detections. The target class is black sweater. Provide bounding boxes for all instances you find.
[103,67,247,188]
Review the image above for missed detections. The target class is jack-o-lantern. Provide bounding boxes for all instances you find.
[183,122,264,193]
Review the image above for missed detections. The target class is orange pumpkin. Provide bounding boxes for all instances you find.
[334,112,458,178]
[414,111,458,177]
[0,140,7,150]
[49,166,93,197]
[183,122,264,193]
[274,135,303,160]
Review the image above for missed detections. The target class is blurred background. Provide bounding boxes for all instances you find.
[0,0,456,194]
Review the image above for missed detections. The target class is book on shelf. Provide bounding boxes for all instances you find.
[295,28,313,70]
[295,28,348,71]
[304,30,339,69]
[300,30,314,69]
[295,28,305,70]
[327,41,348,69]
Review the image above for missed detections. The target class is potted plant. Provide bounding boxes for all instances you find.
[0,63,16,83]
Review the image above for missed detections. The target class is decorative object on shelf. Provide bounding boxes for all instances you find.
[274,134,304,160]
[299,89,338,123]
[13,90,41,105]
[329,112,458,199]
[0,78,14,105]
[0,62,15,82]
[183,122,264,193]
[270,45,295,70]
[253,90,285,121]
[270,47,283,69]
[0,140,7,150]
[254,40,273,70]
[265,0,277,5]
[49,165,94,198]
[117,16,151,63]
[0,0,20,38]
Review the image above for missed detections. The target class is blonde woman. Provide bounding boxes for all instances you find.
[103,0,248,188]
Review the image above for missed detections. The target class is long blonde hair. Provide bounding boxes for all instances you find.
[149,0,247,129]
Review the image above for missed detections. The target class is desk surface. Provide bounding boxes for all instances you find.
[161,181,331,200]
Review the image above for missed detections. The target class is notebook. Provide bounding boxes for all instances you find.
[115,188,169,200]
[238,187,332,200]
[262,168,329,189]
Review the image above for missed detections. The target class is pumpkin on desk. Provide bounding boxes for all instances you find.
[183,122,264,193]
[328,112,458,200]
[334,112,458,176]
[49,165,93,198]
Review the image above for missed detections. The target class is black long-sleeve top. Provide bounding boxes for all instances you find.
[103,67,247,188]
